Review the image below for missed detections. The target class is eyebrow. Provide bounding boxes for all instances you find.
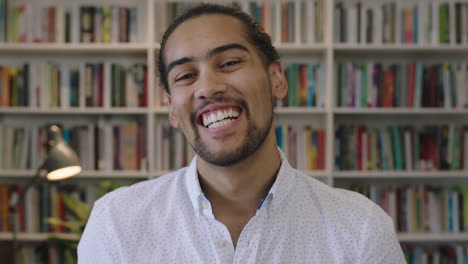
[166,43,249,77]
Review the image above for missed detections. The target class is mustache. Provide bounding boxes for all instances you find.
[190,97,250,125]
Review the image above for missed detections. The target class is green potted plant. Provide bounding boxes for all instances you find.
[45,181,122,264]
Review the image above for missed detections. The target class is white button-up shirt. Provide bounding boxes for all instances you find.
[78,151,405,263]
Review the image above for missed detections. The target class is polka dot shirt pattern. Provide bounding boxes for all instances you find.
[78,150,406,264]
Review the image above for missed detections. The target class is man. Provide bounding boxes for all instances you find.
[78,4,405,263]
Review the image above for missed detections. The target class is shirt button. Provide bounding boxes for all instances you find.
[216,240,227,248]
[248,240,255,247]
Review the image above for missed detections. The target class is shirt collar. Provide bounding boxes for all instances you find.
[184,148,296,216]
[185,155,205,216]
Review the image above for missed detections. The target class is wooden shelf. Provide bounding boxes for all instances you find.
[0,43,150,54]
[0,232,80,242]
[3,232,467,243]
[334,171,468,179]
[334,44,468,52]
[153,108,169,114]
[0,170,150,180]
[275,107,328,114]
[333,108,468,115]
[398,233,468,243]
[275,43,327,54]
[154,43,328,54]
[301,170,329,179]
[0,107,149,115]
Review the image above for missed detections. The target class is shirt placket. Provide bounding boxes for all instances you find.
[232,207,266,264]
[200,197,235,264]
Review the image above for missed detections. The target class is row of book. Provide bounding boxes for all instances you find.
[2,244,71,264]
[250,0,324,44]
[155,125,195,171]
[0,182,97,233]
[350,184,468,233]
[0,62,148,108]
[156,0,324,44]
[0,0,143,43]
[335,1,468,45]
[0,121,148,171]
[335,124,468,171]
[335,62,468,108]
[279,63,326,108]
[402,244,468,264]
[276,125,326,170]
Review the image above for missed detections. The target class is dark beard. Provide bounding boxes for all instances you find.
[189,97,273,167]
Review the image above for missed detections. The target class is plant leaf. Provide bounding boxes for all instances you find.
[62,193,92,223]
[96,180,122,199]
[46,217,81,233]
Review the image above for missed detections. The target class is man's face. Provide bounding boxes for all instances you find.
[164,14,287,166]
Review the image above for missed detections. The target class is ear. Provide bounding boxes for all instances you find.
[167,94,180,128]
[267,60,288,100]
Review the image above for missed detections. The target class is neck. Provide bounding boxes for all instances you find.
[196,127,281,213]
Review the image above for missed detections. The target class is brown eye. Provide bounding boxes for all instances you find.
[175,73,197,82]
[221,60,241,68]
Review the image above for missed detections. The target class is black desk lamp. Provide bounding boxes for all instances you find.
[9,124,82,264]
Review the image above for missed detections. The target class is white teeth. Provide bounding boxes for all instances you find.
[207,115,212,125]
[207,118,234,128]
[202,108,240,128]
[210,113,216,124]
[216,111,223,121]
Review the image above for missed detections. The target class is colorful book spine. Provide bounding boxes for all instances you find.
[336,124,468,171]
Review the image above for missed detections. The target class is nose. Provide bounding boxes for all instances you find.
[194,68,228,99]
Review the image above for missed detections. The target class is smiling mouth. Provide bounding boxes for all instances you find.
[200,107,241,129]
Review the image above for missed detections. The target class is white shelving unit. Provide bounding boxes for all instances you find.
[1,0,467,248]
[5,231,468,244]
[398,233,468,243]
[3,232,468,244]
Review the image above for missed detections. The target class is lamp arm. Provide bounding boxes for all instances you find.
[10,160,46,210]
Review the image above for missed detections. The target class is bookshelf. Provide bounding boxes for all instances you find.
[0,0,468,262]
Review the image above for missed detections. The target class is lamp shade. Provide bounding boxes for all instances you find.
[43,125,82,181]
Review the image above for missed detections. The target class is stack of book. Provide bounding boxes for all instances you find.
[403,244,468,264]
[280,62,325,108]
[154,125,195,171]
[156,1,200,37]
[335,124,468,171]
[351,184,468,233]
[0,121,148,172]
[335,62,468,108]
[0,64,30,107]
[0,126,36,170]
[0,62,148,108]
[0,0,143,43]
[249,0,324,43]
[334,1,468,45]
[156,1,324,44]
[108,63,147,108]
[0,182,97,233]
[276,125,325,170]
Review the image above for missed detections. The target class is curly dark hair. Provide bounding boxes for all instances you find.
[157,3,279,93]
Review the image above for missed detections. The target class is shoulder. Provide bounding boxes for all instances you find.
[91,167,188,216]
[291,171,401,259]
[294,170,391,226]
